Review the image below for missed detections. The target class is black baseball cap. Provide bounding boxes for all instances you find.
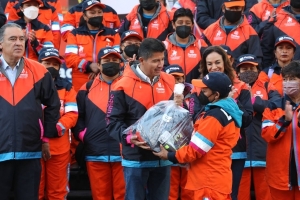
[236,54,259,68]
[97,47,122,60]
[220,45,233,57]
[38,48,62,64]
[82,0,105,11]
[121,30,143,42]
[192,72,232,97]
[274,35,297,49]
[164,64,184,76]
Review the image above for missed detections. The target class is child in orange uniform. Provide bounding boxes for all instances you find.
[38,48,78,200]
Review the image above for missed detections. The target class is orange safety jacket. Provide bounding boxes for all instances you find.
[5,0,61,49]
[13,18,54,61]
[64,25,120,91]
[61,2,120,42]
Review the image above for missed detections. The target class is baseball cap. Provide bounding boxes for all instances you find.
[220,45,233,57]
[224,0,245,7]
[19,0,42,6]
[164,64,184,77]
[82,0,105,11]
[98,47,122,60]
[38,48,62,64]
[192,72,232,98]
[121,30,143,42]
[236,54,259,68]
[274,35,297,49]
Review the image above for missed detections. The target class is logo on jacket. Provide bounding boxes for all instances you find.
[285,17,296,26]
[188,49,197,58]
[19,69,28,79]
[214,30,223,41]
[151,20,159,30]
[231,31,240,40]
[254,90,263,98]
[132,19,141,29]
[156,82,165,93]
[263,10,271,21]
[170,50,180,60]
[79,45,85,57]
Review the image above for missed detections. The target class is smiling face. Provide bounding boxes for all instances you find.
[206,52,225,73]
[0,26,25,60]
[139,51,164,78]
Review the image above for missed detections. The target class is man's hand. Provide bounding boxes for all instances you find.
[130,135,151,150]
[153,145,168,160]
[285,101,293,122]
[174,94,184,106]
[42,143,51,161]
[89,62,100,74]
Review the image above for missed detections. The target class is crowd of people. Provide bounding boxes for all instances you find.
[0,0,299,199]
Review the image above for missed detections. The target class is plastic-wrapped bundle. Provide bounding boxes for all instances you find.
[122,101,194,152]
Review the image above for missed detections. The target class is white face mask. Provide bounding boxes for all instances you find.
[23,6,39,20]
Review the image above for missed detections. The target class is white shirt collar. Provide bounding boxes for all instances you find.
[1,56,20,70]
[136,65,158,85]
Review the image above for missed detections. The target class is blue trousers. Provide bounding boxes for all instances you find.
[123,166,171,200]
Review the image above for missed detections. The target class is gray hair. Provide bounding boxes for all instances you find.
[0,23,23,42]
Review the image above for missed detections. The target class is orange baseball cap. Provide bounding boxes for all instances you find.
[224,0,245,7]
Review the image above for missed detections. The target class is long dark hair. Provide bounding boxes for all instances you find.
[200,46,236,82]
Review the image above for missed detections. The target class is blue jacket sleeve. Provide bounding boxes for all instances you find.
[118,17,131,37]
[106,90,129,143]
[261,21,276,67]
[245,0,258,13]
[247,33,263,65]
[236,89,253,128]
[41,71,61,138]
[73,89,87,141]
[247,11,268,37]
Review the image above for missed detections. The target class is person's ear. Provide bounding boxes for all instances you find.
[139,56,144,64]
[172,21,176,30]
[215,92,220,100]
[222,5,226,13]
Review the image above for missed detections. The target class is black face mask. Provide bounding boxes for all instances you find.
[176,25,192,39]
[140,0,157,11]
[239,71,258,85]
[224,10,242,23]
[124,44,139,58]
[47,67,59,79]
[198,91,214,105]
[291,0,300,9]
[88,16,103,28]
[101,62,120,77]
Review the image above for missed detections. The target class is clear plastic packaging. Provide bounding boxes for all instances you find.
[122,100,193,152]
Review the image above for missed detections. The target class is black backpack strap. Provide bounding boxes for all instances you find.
[85,80,93,93]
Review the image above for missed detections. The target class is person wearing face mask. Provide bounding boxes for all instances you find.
[61,0,120,43]
[153,72,243,200]
[196,0,257,30]
[5,0,62,50]
[202,0,263,67]
[64,0,120,91]
[261,60,300,199]
[118,0,173,41]
[163,8,207,84]
[189,46,253,200]
[235,54,281,200]
[38,47,78,200]
[247,0,289,37]
[258,35,296,96]
[120,30,142,65]
[73,47,125,200]
[106,38,176,200]
[163,64,194,200]
[261,0,300,68]
[12,0,54,61]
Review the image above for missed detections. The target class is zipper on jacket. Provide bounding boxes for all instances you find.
[183,49,186,75]
[151,85,160,166]
[107,84,111,162]
[13,85,16,159]
[288,112,295,190]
